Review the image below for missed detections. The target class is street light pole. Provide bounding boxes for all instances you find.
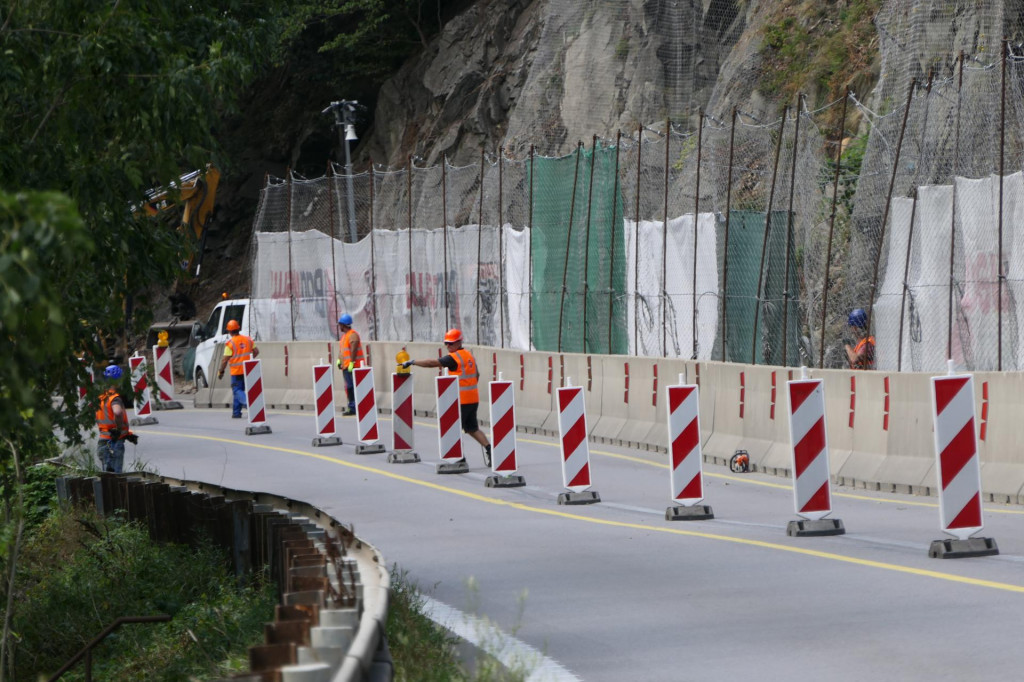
[323,100,359,243]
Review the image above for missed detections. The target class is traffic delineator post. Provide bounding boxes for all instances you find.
[311,363,342,447]
[665,378,713,521]
[353,367,385,454]
[435,374,468,474]
[243,359,271,435]
[556,377,599,505]
[129,354,158,426]
[388,373,419,463]
[785,367,844,537]
[486,375,525,488]
[928,361,998,558]
[152,345,183,410]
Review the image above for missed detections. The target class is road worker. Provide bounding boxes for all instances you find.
[218,319,259,418]
[96,364,136,473]
[844,308,876,370]
[335,313,364,416]
[402,328,492,467]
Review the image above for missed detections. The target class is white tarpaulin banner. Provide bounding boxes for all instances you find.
[252,226,531,348]
[625,213,718,359]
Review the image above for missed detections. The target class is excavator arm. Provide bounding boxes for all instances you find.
[142,164,220,278]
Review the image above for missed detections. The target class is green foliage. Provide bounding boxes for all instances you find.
[11,508,275,680]
[759,0,881,105]
[280,0,452,82]
[387,566,463,680]
[0,0,285,448]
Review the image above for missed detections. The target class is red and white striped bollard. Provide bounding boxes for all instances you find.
[311,363,342,446]
[243,359,271,435]
[129,354,158,426]
[435,374,468,474]
[665,374,713,520]
[928,362,998,558]
[353,367,385,454]
[556,377,599,504]
[152,345,182,409]
[785,368,843,536]
[485,374,525,487]
[388,373,420,463]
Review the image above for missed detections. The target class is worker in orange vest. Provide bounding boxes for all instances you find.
[402,328,492,468]
[844,308,876,370]
[95,364,137,472]
[335,313,364,416]
[217,319,259,418]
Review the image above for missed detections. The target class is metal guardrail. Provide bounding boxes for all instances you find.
[55,472,392,681]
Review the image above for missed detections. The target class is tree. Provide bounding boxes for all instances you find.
[0,1,284,676]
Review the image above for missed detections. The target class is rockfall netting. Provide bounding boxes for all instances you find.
[248,0,1024,372]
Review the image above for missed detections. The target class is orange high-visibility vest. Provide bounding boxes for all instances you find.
[339,329,364,368]
[851,336,876,370]
[95,389,125,441]
[225,334,255,375]
[449,348,480,404]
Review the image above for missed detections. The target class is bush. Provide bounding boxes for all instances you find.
[11,507,275,680]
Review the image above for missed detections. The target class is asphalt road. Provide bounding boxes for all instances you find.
[133,405,1024,682]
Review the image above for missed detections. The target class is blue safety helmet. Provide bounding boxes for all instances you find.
[848,308,868,329]
[103,364,123,380]
[338,313,353,326]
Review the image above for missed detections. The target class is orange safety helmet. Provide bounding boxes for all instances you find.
[443,328,463,344]
[226,319,240,331]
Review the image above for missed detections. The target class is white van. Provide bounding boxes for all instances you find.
[190,298,253,388]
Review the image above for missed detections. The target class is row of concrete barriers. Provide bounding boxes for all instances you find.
[194,341,1024,504]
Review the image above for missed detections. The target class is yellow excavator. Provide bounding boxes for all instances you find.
[142,164,221,320]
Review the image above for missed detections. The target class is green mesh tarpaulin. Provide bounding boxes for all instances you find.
[722,210,801,366]
[530,144,628,353]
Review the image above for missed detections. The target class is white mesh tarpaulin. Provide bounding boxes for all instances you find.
[251,226,532,347]
[625,213,718,359]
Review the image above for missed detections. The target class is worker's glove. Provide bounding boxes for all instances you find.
[401,360,415,368]
[347,361,355,372]
[126,433,139,445]
[335,358,343,370]
[217,370,224,380]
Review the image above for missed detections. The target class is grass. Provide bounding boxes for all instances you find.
[8,502,276,681]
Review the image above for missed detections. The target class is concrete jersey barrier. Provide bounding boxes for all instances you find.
[194,341,1024,504]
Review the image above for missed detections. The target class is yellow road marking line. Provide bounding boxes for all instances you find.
[147,429,1024,594]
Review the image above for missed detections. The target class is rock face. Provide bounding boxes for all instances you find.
[362,0,759,166]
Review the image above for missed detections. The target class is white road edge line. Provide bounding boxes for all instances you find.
[419,594,582,682]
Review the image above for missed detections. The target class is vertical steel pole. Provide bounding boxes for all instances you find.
[407,156,414,341]
[781,95,803,367]
[477,148,484,345]
[721,107,738,362]
[819,90,849,368]
[751,106,787,364]
[998,39,1008,370]
[558,142,583,353]
[692,110,703,360]
[368,161,377,340]
[583,135,598,353]
[634,124,642,354]
[948,56,964,362]
[442,156,450,329]
[528,145,534,350]
[286,170,296,341]
[662,118,671,357]
[609,130,622,354]
[499,147,506,347]
[327,163,340,331]
[866,80,917,333]
[897,190,919,371]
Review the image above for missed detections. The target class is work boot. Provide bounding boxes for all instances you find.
[483,444,492,468]
[342,407,356,416]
